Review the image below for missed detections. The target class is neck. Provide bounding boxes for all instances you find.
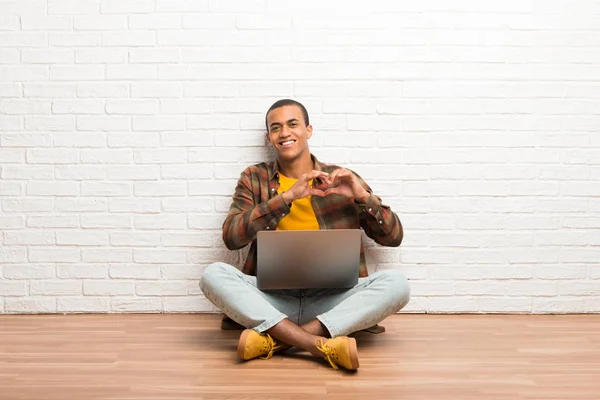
[277,152,313,179]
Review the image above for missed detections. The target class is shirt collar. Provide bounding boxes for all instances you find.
[270,154,324,183]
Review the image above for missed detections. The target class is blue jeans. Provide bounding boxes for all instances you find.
[200,262,411,338]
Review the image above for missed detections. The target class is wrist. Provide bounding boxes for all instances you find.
[355,190,370,204]
[282,192,293,206]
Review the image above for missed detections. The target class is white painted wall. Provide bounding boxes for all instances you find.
[1,0,599,314]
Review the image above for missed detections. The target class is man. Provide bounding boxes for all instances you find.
[200,99,410,371]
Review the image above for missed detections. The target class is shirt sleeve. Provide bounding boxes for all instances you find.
[222,168,291,250]
[352,171,404,247]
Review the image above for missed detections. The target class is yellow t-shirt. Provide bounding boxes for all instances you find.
[276,173,320,231]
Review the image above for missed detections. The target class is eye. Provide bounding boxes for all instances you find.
[289,122,298,127]
[271,126,280,133]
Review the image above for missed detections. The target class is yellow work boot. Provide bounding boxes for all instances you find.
[237,329,282,361]
[315,336,359,371]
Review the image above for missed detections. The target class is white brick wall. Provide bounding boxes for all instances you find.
[1,0,600,314]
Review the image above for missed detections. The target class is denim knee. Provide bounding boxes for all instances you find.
[382,269,411,311]
[199,262,230,294]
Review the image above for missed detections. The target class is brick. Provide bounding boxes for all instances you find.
[0,182,23,196]
[24,83,77,98]
[107,165,160,180]
[102,31,155,47]
[106,65,157,80]
[81,182,130,196]
[21,16,71,30]
[26,181,79,197]
[161,164,212,180]
[105,99,158,115]
[5,298,57,314]
[78,116,131,132]
[4,231,54,246]
[48,33,101,47]
[1,49,24,64]
[133,116,185,131]
[131,82,182,98]
[0,32,46,47]
[57,297,109,312]
[101,0,154,14]
[533,298,586,313]
[0,216,25,230]
[55,198,107,212]
[0,281,28,296]
[161,265,205,279]
[129,49,180,63]
[1,99,50,115]
[25,116,75,131]
[29,248,80,263]
[55,165,106,181]
[81,214,132,229]
[161,198,212,212]
[108,132,159,147]
[0,17,20,30]
[77,83,129,98]
[3,264,55,279]
[48,0,100,14]
[129,15,182,30]
[136,280,189,296]
[161,232,218,247]
[57,265,109,279]
[82,249,132,263]
[80,149,133,164]
[135,214,187,230]
[160,132,213,147]
[2,199,53,212]
[156,0,208,12]
[160,99,211,114]
[50,65,104,81]
[83,280,134,296]
[30,280,82,296]
[0,83,21,97]
[0,149,25,163]
[2,134,52,149]
[56,231,109,246]
[182,14,234,29]
[109,264,160,279]
[134,249,187,264]
[0,247,28,263]
[108,198,160,213]
[110,231,160,247]
[134,182,187,196]
[74,15,127,30]
[52,100,104,114]
[134,148,186,164]
[27,215,79,228]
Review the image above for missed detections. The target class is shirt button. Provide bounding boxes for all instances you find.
[271,188,275,192]
[368,208,372,212]
[266,227,270,230]
[379,220,383,224]
[282,213,285,217]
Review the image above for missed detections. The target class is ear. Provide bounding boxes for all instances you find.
[306,124,313,140]
[265,130,271,144]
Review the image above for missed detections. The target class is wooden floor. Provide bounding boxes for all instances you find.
[1,314,599,400]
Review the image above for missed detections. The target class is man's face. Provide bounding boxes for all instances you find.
[265,105,313,162]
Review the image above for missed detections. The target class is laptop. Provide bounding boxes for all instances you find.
[256,229,361,290]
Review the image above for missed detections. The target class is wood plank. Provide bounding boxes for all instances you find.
[1,314,599,400]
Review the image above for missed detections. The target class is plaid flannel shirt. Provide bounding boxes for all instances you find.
[222,154,403,277]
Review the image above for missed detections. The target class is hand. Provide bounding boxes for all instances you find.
[281,170,329,204]
[322,168,370,202]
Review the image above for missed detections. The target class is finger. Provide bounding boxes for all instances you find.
[309,188,325,197]
[305,170,329,181]
[323,187,342,196]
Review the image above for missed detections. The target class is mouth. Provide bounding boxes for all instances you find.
[278,139,296,148]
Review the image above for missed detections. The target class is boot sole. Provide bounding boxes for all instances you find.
[348,337,359,370]
[237,329,252,360]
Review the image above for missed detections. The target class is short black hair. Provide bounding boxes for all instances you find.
[265,99,309,131]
